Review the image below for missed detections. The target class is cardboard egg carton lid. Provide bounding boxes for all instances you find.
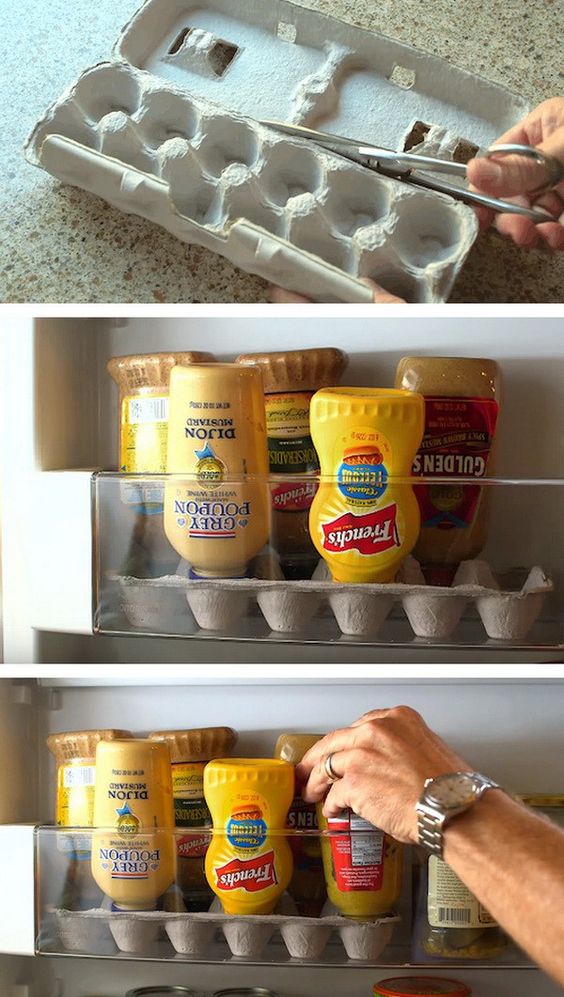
[25,0,529,302]
[115,559,553,641]
[55,902,399,961]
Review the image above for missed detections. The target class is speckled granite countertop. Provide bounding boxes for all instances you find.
[2,0,563,303]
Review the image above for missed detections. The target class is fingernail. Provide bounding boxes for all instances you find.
[476,160,504,188]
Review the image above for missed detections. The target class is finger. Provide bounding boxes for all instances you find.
[467,153,549,198]
[494,212,540,247]
[472,202,496,231]
[536,221,564,251]
[321,778,354,818]
[533,190,564,218]
[300,752,346,804]
[360,278,405,304]
[270,284,312,304]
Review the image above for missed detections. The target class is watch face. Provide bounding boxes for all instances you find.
[426,773,478,810]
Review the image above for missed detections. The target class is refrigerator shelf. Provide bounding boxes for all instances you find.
[34,824,526,969]
[94,474,564,650]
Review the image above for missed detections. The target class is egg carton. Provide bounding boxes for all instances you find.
[114,559,552,642]
[55,902,398,962]
[24,0,529,302]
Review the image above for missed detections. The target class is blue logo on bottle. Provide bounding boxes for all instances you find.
[337,449,388,502]
[227,811,268,850]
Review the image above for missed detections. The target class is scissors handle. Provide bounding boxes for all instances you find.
[481,143,564,194]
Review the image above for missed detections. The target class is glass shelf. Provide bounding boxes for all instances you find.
[93,474,564,650]
[36,826,528,970]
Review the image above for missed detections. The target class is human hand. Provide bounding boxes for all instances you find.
[297,706,469,843]
[467,97,564,250]
[271,278,405,304]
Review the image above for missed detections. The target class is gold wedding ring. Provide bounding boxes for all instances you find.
[324,752,340,782]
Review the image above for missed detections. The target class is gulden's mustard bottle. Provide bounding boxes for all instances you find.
[164,364,270,578]
[309,388,425,583]
[204,759,294,915]
[91,739,176,911]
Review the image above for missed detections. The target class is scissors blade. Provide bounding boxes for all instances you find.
[260,120,552,224]
[407,172,552,223]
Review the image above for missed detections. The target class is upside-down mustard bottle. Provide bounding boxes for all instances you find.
[164,364,270,578]
[274,733,327,916]
[395,357,501,584]
[148,727,238,911]
[309,388,425,583]
[47,728,132,910]
[317,807,403,918]
[107,352,215,579]
[91,739,176,911]
[204,758,294,915]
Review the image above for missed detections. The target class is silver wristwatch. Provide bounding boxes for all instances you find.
[416,772,501,859]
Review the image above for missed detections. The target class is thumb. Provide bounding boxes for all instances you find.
[360,278,405,304]
[467,150,551,197]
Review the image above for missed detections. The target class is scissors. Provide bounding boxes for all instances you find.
[261,121,563,224]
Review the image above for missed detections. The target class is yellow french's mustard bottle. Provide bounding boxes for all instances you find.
[164,364,270,578]
[91,739,176,911]
[204,759,294,915]
[309,388,425,583]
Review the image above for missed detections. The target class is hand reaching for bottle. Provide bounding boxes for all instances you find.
[297,706,469,843]
[467,97,564,250]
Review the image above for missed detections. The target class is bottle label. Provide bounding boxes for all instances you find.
[265,392,317,473]
[211,795,283,898]
[57,764,96,826]
[321,505,400,556]
[328,811,385,892]
[98,839,162,883]
[172,492,251,541]
[121,396,169,474]
[413,396,499,529]
[265,391,318,515]
[320,429,402,559]
[427,855,497,928]
[287,795,322,863]
[172,761,210,859]
[271,480,318,513]
[215,850,277,892]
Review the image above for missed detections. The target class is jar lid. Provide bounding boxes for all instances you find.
[212,990,279,997]
[374,978,471,996]
[125,988,198,997]
[148,726,238,762]
[520,794,564,808]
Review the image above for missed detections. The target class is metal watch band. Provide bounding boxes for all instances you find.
[417,806,447,858]
[416,772,501,860]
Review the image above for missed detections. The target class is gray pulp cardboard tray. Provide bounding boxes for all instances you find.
[114,559,553,642]
[25,0,529,301]
[56,903,399,960]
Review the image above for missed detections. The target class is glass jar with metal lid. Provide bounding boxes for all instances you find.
[411,845,508,962]
[374,978,471,996]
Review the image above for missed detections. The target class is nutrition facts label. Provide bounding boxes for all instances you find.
[350,814,384,866]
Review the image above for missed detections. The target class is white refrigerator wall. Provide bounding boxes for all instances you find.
[1,677,564,995]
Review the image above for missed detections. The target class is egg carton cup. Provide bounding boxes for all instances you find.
[54,904,399,962]
[113,559,552,642]
[24,0,529,302]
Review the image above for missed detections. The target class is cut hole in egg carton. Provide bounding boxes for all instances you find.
[115,559,552,642]
[55,902,398,961]
[25,0,529,302]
